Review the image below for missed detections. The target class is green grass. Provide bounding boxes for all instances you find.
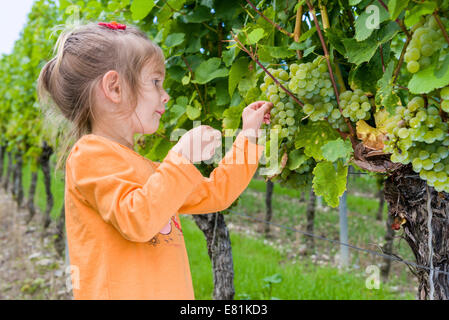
[182,216,411,299]
[4,155,415,299]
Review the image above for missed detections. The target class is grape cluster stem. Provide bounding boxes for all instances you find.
[306,0,357,143]
[245,0,293,38]
[229,32,304,107]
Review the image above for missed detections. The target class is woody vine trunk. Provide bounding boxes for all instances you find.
[192,212,235,300]
[40,141,53,230]
[12,152,24,209]
[384,165,449,300]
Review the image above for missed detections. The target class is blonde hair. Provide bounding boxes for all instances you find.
[38,22,165,173]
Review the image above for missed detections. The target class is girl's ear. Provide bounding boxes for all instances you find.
[101,70,121,104]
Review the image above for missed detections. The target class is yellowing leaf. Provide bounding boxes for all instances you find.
[356,120,386,150]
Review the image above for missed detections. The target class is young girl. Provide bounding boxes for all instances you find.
[38,22,272,300]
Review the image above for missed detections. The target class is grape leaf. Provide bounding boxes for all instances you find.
[130,0,155,20]
[259,45,296,59]
[186,101,201,120]
[321,138,353,163]
[388,0,409,21]
[342,21,399,65]
[376,60,401,114]
[313,161,348,208]
[287,149,307,170]
[408,63,449,94]
[247,28,265,44]
[222,102,245,129]
[165,33,185,48]
[229,57,248,97]
[404,2,437,27]
[355,3,389,41]
[192,58,229,85]
[295,121,340,161]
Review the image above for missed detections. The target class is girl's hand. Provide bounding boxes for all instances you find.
[241,101,273,138]
[172,125,222,163]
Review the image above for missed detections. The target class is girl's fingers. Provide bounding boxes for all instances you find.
[246,100,269,111]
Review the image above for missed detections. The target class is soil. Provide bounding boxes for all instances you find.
[0,189,73,300]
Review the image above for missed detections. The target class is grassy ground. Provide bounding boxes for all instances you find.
[1,154,416,299]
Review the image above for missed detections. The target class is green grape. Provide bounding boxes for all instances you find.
[279,111,286,119]
[286,117,295,126]
[422,158,434,170]
[279,70,289,81]
[436,171,447,183]
[270,94,280,104]
[331,109,341,119]
[408,47,421,61]
[286,110,295,118]
[441,87,449,100]
[412,158,423,172]
[416,110,427,121]
[431,153,440,163]
[409,117,421,128]
[434,162,445,172]
[304,104,314,114]
[289,63,299,75]
[407,61,420,73]
[398,128,409,139]
[421,44,434,57]
[419,150,430,160]
[442,100,449,113]
[361,102,371,111]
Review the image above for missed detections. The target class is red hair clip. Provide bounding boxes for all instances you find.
[98,21,126,30]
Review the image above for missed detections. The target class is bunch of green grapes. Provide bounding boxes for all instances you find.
[260,68,298,140]
[288,56,335,121]
[405,15,448,73]
[441,86,449,112]
[340,89,372,122]
[383,96,449,192]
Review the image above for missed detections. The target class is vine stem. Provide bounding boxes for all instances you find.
[426,185,435,300]
[433,12,449,47]
[245,0,293,38]
[228,33,304,107]
[293,1,303,60]
[393,34,411,85]
[379,44,386,73]
[305,0,356,142]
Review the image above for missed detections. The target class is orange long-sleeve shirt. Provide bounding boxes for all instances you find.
[64,131,264,300]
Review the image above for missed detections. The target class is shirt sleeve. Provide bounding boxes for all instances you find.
[177,131,265,214]
[67,138,205,242]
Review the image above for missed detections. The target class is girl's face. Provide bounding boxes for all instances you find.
[131,63,170,135]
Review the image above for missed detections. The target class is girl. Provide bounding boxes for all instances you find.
[38,22,272,300]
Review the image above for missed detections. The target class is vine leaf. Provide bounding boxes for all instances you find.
[192,58,229,85]
[356,109,390,151]
[287,149,307,170]
[321,138,353,163]
[376,60,401,114]
[404,2,437,27]
[312,161,348,208]
[408,62,449,94]
[342,21,399,65]
[295,121,340,161]
[355,3,389,41]
[388,0,410,21]
[130,0,155,20]
[228,57,248,97]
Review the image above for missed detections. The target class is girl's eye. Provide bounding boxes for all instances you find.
[153,79,161,86]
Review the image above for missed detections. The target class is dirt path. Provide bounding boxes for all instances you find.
[0,189,72,300]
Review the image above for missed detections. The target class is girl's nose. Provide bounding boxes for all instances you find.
[162,90,170,104]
